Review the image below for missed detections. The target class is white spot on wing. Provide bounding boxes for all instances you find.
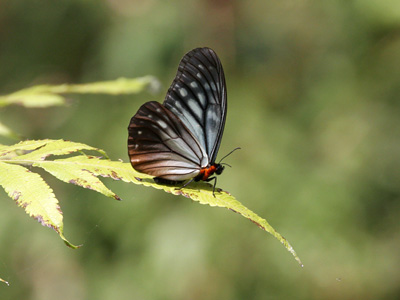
[138,130,142,135]
[180,88,188,97]
[196,73,202,78]
[175,100,182,109]
[198,64,205,70]
[158,120,168,129]
[210,82,216,91]
[188,99,202,120]
[207,110,218,123]
[197,92,206,105]
[190,81,198,88]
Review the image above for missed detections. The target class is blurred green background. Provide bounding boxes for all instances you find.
[1,0,400,299]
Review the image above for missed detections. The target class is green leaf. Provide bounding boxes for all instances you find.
[0,161,77,248]
[10,139,108,161]
[0,139,49,158]
[0,92,65,108]
[0,139,120,247]
[0,76,160,108]
[125,175,303,266]
[74,158,303,265]
[40,76,161,95]
[33,156,121,201]
[0,139,302,265]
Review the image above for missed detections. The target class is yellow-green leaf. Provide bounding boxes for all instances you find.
[33,157,120,201]
[0,139,49,158]
[123,173,303,266]
[0,139,302,265]
[3,140,118,200]
[0,76,160,108]
[0,92,65,107]
[82,159,302,265]
[0,139,119,247]
[38,76,160,95]
[0,161,77,248]
[11,139,108,161]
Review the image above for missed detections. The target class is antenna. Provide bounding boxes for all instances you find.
[221,162,232,168]
[218,147,241,164]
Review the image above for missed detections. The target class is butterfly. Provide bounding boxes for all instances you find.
[128,47,236,196]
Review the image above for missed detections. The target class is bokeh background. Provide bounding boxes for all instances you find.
[1,1,400,299]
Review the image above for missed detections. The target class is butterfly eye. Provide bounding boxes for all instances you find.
[216,164,224,175]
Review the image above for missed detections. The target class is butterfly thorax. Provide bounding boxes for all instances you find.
[195,163,224,182]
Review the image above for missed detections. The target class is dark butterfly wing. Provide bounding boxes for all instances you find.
[128,101,209,181]
[163,47,227,163]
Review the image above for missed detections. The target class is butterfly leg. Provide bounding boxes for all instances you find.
[154,176,219,197]
[179,177,219,197]
[178,178,196,190]
[203,176,218,197]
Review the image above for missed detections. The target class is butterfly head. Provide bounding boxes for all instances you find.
[215,163,225,175]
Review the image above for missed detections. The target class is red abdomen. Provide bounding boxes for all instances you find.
[196,164,218,181]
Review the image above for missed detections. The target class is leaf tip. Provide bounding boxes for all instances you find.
[63,240,82,249]
[285,243,303,267]
[0,278,9,286]
[59,232,81,249]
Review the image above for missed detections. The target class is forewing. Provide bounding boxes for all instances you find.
[128,101,208,181]
[163,47,227,163]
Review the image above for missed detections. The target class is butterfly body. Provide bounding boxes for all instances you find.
[128,47,227,193]
[152,163,223,186]
[196,163,224,181]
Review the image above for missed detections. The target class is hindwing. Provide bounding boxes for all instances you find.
[128,101,208,181]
